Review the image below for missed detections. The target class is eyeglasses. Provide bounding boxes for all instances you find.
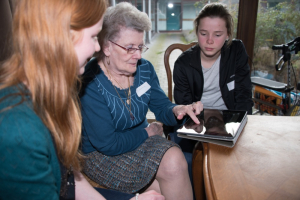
[109,40,149,54]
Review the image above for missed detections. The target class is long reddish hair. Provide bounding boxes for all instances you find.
[0,0,107,170]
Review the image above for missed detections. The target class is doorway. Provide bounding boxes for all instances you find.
[166,3,181,31]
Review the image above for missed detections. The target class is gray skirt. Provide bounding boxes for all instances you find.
[83,135,179,193]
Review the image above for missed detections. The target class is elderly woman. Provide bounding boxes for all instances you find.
[80,2,202,200]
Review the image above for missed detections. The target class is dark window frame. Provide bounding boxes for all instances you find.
[236,0,259,71]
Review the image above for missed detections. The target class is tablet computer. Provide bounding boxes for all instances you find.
[177,109,248,147]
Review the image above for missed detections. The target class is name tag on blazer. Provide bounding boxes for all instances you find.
[227,80,235,91]
[136,82,151,97]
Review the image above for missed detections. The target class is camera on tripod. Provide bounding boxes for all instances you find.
[272,37,300,71]
[252,36,300,115]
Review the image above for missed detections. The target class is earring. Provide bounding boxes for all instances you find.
[106,56,110,65]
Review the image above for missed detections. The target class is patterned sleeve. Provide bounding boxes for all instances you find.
[145,60,178,126]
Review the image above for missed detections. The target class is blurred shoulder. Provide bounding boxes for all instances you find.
[231,39,246,49]
[138,58,154,70]
[138,58,151,65]
[0,92,53,151]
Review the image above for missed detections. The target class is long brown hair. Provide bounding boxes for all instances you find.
[0,0,107,170]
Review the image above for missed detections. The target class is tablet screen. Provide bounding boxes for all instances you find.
[177,109,247,138]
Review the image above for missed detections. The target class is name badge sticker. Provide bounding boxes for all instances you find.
[136,82,151,97]
[227,80,235,91]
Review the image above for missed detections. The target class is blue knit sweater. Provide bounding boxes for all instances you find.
[80,58,177,156]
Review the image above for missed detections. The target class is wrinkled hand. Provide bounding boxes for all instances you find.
[172,101,203,124]
[145,122,163,137]
[130,190,165,200]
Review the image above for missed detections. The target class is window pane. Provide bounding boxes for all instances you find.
[252,0,300,86]
[155,0,239,35]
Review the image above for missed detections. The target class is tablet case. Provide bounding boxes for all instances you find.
[177,109,248,148]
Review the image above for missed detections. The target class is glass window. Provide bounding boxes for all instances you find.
[115,0,143,11]
[252,0,300,86]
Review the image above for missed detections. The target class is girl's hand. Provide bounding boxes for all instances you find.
[130,190,165,200]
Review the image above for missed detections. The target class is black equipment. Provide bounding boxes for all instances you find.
[252,36,300,115]
[272,37,300,71]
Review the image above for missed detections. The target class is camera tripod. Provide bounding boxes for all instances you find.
[252,36,300,116]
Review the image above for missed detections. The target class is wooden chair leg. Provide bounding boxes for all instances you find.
[192,142,206,200]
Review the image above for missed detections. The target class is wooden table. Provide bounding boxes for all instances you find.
[199,115,300,200]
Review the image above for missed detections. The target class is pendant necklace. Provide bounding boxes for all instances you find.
[103,64,134,121]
